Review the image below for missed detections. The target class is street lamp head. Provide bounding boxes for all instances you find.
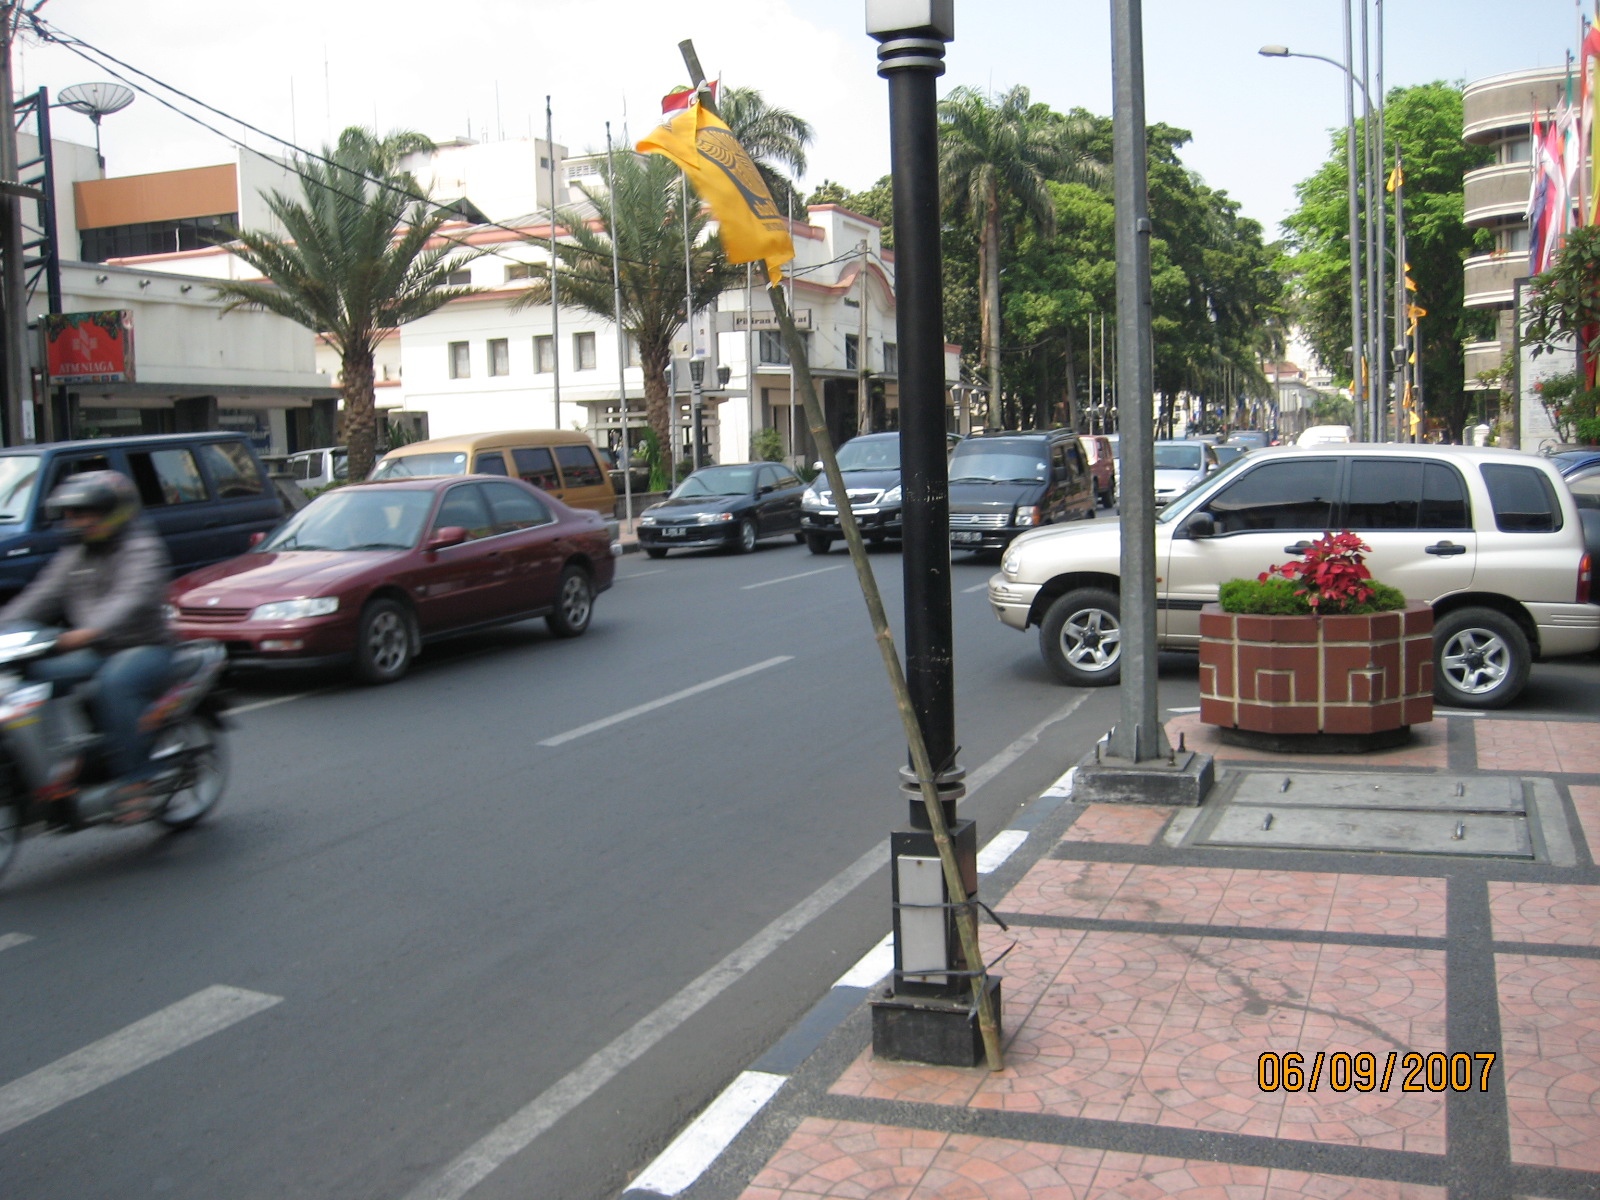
[866,0,954,41]
[1258,44,1290,57]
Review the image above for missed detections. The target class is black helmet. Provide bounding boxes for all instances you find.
[45,470,141,544]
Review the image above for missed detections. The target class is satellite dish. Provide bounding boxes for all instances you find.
[58,83,135,167]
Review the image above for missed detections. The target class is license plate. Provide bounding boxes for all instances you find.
[663,527,685,538]
[951,530,983,544]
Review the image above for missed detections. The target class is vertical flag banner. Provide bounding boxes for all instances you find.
[638,98,795,282]
[1582,20,1600,223]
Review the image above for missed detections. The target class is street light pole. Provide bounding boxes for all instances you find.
[1261,31,1368,440]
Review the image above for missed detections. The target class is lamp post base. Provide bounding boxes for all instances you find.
[1071,747,1215,807]
[871,975,1002,1068]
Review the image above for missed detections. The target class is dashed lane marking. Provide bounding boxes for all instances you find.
[741,566,845,590]
[538,657,793,746]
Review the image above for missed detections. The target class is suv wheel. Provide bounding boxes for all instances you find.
[1434,607,1529,710]
[1040,587,1122,686]
[805,533,832,555]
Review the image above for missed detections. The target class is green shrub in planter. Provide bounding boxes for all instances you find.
[1218,575,1406,616]
[1218,530,1407,616]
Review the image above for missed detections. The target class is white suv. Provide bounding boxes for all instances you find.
[988,444,1600,709]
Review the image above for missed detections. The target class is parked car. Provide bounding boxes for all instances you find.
[1152,439,1221,507]
[0,432,287,600]
[600,446,653,496]
[285,445,349,492]
[1213,443,1249,467]
[1078,434,1117,507]
[799,431,961,554]
[168,476,615,684]
[947,430,1096,553]
[1224,429,1272,450]
[987,444,1600,708]
[1297,424,1354,446]
[371,429,616,517]
[637,463,806,557]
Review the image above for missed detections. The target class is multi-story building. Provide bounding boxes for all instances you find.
[1462,65,1573,446]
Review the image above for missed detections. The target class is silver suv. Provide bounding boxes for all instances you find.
[987,444,1600,708]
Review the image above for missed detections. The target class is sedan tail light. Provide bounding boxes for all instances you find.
[1580,552,1593,605]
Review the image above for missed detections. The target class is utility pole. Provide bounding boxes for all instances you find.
[546,97,562,431]
[0,2,35,445]
[857,238,870,434]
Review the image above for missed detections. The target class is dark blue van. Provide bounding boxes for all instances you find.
[0,433,288,598]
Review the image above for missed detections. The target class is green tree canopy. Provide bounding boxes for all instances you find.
[213,127,474,478]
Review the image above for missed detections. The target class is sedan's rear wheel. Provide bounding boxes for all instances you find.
[547,566,593,638]
[1040,587,1122,686]
[1434,607,1529,709]
[355,598,415,685]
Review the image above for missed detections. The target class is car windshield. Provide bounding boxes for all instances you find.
[369,451,469,479]
[1153,443,1203,471]
[1155,452,1252,523]
[261,488,436,552]
[673,466,758,497]
[835,438,899,471]
[949,445,1048,483]
[0,455,40,522]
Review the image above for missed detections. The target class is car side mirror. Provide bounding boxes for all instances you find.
[426,525,468,551]
[812,461,824,472]
[758,483,775,495]
[1181,512,1216,539]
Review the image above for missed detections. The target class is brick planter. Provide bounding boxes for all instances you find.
[1198,602,1434,752]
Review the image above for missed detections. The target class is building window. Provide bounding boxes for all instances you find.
[534,335,556,373]
[845,334,859,372]
[758,330,811,365]
[448,341,471,379]
[625,333,641,368]
[883,343,898,374]
[505,262,536,282]
[80,212,237,263]
[574,331,597,371]
[488,338,510,376]
[444,268,472,286]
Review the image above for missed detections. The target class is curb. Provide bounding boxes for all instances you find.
[621,785,1075,1198]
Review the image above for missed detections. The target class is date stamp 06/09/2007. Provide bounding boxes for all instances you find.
[1258,1051,1497,1094]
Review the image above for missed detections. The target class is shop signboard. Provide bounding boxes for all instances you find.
[43,311,135,384]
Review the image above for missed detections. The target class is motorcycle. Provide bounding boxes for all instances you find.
[0,624,231,881]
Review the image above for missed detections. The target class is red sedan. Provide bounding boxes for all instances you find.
[168,476,617,683]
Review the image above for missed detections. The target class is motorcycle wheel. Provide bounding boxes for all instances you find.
[157,716,229,830]
[0,802,18,881]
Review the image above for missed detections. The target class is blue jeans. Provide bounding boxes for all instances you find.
[29,645,176,780]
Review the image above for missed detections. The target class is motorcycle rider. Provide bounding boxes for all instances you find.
[0,470,174,819]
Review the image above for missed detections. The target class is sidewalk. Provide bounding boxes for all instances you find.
[627,710,1600,1199]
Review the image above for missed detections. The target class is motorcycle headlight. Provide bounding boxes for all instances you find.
[251,597,340,622]
[696,511,734,524]
[1013,505,1042,527]
[880,485,902,506]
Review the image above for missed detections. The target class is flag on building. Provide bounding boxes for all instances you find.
[1582,20,1600,222]
[638,96,795,282]
[1527,112,1554,273]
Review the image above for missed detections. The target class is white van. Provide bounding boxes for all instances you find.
[1297,424,1353,446]
[285,446,349,491]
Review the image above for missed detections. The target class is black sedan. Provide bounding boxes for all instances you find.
[636,463,807,557]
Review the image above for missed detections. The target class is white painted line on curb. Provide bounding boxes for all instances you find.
[620,569,666,579]
[539,657,794,746]
[961,582,988,594]
[229,688,335,716]
[624,1071,787,1197]
[833,935,894,990]
[0,985,281,1137]
[0,932,33,953]
[1166,706,1200,714]
[1435,709,1485,718]
[741,565,845,590]
[401,839,885,1200]
[977,830,1029,874]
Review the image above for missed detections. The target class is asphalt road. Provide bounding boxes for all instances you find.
[1,529,1595,1199]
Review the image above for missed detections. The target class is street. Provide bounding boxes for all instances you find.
[1,534,1130,1200]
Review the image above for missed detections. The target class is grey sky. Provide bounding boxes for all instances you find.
[15,0,1586,239]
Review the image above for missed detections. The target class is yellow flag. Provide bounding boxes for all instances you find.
[637,100,795,282]
[1386,164,1403,192]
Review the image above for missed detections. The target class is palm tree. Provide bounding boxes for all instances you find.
[212,127,475,478]
[719,86,813,214]
[939,87,1104,426]
[517,151,738,465]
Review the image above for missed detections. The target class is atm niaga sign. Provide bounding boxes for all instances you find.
[44,311,135,384]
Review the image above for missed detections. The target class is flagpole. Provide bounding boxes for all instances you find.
[1392,145,1408,441]
[788,189,797,467]
[683,169,699,472]
[547,96,562,431]
[1374,0,1388,443]
[605,122,633,526]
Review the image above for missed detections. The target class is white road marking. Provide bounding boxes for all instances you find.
[976,829,1029,874]
[740,565,845,590]
[1435,709,1485,718]
[620,569,665,579]
[0,932,33,953]
[229,688,335,716]
[833,935,894,990]
[0,985,281,1137]
[538,657,793,746]
[961,582,988,594]
[1040,766,1077,800]
[623,1071,787,1197]
[1167,705,1200,713]
[400,840,886,1200]
[405,690,1093,1200]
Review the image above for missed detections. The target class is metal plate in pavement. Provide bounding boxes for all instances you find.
[1229,773,1523,813]
[1202,806,1534,859]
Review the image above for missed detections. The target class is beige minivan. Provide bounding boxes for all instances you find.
[369,430,617,515]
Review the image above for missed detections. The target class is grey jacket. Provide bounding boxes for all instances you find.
[0,518,172,650]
